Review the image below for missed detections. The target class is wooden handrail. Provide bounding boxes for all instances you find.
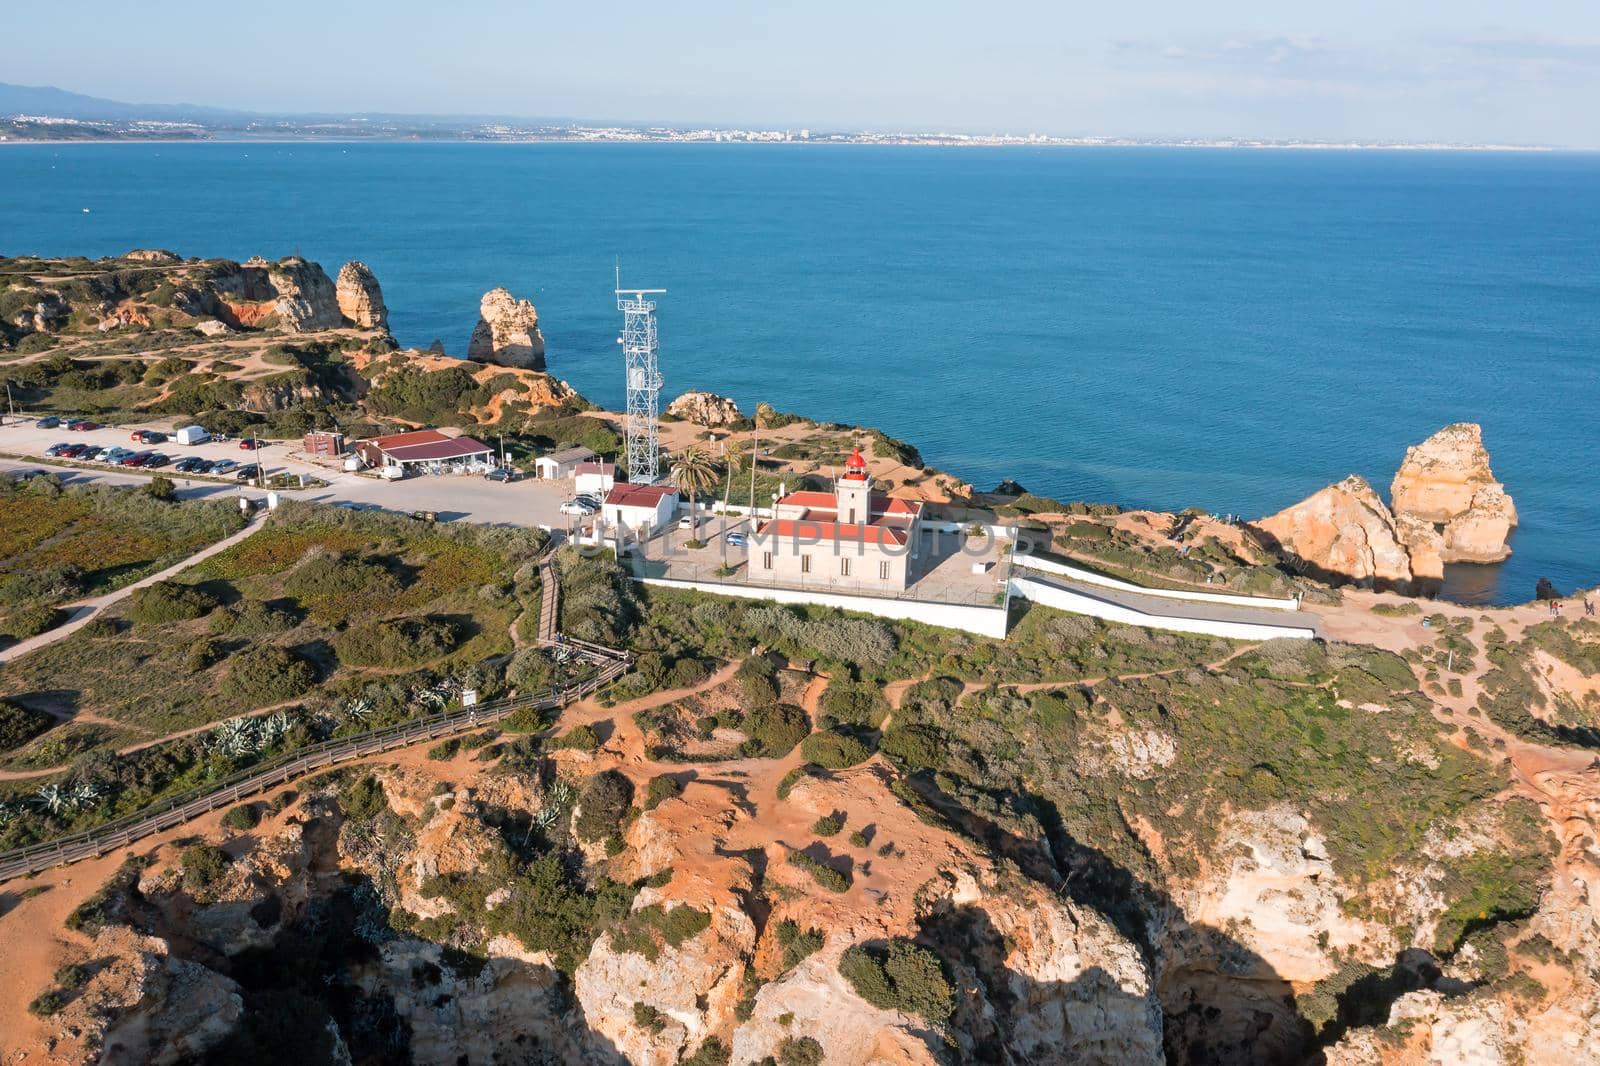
[0,652,628,883]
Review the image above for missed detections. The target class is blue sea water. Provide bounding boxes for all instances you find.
[1,142,1596,604]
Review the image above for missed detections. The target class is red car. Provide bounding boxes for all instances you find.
[68,419,99,431]
[120,450,154,467]
[239,438,260,450]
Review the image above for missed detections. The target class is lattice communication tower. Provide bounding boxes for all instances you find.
[616,274,666,485]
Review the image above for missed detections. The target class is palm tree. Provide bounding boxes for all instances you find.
[721,443,747,507]
[671,445,720,538]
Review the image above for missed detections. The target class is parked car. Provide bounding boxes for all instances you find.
[560,499,598,517]
[130,430,167,445]
[35,416,60,429]
[45,442,72,456]
[724,531,749,547]
[239,438,260,450]
[235,465,262,481]
[93,447,118,462]
[57,444,87,458]
[574,493,603,509]
[144,453,171,468]
[66,419,93,431]
[483,467,516,483]
[678,515,696,530]
[209,459,237,474]
[121,451,154,467]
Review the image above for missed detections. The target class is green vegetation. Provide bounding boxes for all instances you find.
[610,902,712,960]
[777,1036,825,1066]
[180,843,232,900]
[799,729,873,769]
[811,812,844,837]
[336,774,387,822]
[128,580,220,624]
[775,918,824,970]
[223,646,317,704]
[837,939,955,1022]
[574,770,633,842]
[632,1001,668,1034]
[788,850,850,892]
[220,803,260,831]
[0,698,52,755]
[644,774,682,810]
[331,615,461,668]
[741,703,810,757]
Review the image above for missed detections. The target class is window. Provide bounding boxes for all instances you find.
[800,555,811,574]
[840,557,851,577]
[762,551,772,570]
[879,560,890,580]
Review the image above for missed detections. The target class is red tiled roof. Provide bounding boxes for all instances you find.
[605,484,677,507]
[575,462,616,476]
[384,436,494,463]
[364,429,451,450]
[756,518,909,546]
[775,489,922,517]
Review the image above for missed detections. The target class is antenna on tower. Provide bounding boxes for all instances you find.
[615,265,667,485]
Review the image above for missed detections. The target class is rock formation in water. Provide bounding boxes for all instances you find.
[335,260,388,330]
[1254,423,1516,587]
[1391,423,1518,564]
[467,287,545,369]
[1254,475,1416,588]
[667,390,743,426]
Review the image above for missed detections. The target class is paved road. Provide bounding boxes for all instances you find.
[1014,570,1321,637]
[0,418,578,529]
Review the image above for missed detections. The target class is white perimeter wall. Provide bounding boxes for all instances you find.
[636,577,1011,639]
[1011,554,1301,611]
[1010,576,1316,641]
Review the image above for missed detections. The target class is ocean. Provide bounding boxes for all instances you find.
[1,142,1596,604]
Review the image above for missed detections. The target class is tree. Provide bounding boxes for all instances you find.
[143,475,176,502]
[670,445,719,535]
[721,444,747,506]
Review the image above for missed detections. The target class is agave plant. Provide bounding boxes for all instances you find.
[69,781,102,809]
[0,802,18,826]
[208,717,259,758]
[344,697,374,723]
[31,783,70,816]
[258,709,294,747]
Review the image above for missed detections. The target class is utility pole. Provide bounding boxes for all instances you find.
[749,422,758,514]
[3,381,14,424]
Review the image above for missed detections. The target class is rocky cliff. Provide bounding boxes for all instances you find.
[467,287,545,369]
[1391,423,1518,563]
[1254,475,1416,588]
[667,391,744,426]
[1255,423,1516,587]
[334,260,387,330]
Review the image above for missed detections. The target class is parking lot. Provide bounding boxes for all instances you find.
[0,416,580,531]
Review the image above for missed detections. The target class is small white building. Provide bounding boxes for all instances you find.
[602,484,679,536]
[534,446,598,480]
[573,461,617,499]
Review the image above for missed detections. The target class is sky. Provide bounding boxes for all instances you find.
[9,1,1600,145]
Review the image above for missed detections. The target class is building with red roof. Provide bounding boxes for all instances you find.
[602,483,680,534]
[355,429,494,475]
[749,446,924,590]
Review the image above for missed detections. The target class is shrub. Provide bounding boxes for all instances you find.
[221,598,300,636]
[800,730,872,769]
[220,804,260,831]
[180,843,231,897]
[644,774,682,811]
[143,476,177,502]
[283,550,401,606]
[0,698,52,754]
[223,646,316,704]
[837,939,954,1022]
[574,770,634,842]
[633,1001,668,1034]
[333,615,461,668]
[27,989,67,1017]
[742,703,810,757]
[788,851,850,893]
[811,813,844,837]
[682,1037,731,1066]
[877,724,945,770]
[0,603,65,641]
[550,723,600,752]
[776,765,816,801]
[820,679,890,728]
[611,902,713,960]
[778,1036,825,1066]
[185,637,225,672]
[735,655,781,707]
[337,774,386,822]
[128,580,218,624]
[775,919,824,970]
[427,738,461,760]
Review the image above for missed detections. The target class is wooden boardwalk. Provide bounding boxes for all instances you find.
[0,556,630,884]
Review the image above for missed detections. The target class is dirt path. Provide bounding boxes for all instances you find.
[0,513,264,668]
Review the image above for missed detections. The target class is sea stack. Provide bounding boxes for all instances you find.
[335,260,388,330]
[1390,423,1517,563]
[467,287,545,369]
[1254,475,1416,589]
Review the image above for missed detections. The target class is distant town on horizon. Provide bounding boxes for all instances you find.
[0,80,1580,152]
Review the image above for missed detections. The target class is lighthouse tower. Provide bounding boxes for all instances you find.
[836,446,871,526]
